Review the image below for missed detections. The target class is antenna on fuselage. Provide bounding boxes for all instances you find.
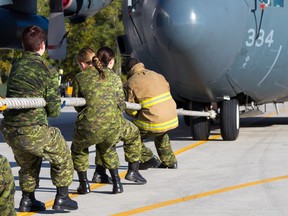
[127,0,143,45]
[251,0,267,40]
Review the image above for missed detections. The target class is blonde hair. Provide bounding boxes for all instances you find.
[77,47,105,79]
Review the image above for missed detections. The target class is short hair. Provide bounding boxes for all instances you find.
[21,25,46,52]
[125,58,139,74]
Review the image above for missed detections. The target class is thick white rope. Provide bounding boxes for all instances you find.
[0,98,216,118]
[0,97,142,110]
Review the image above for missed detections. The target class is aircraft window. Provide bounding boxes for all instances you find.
[262,0,271,6]
[273,0,284,7]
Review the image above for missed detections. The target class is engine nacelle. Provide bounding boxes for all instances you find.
[0,8,48,49]
[0,0,112,50]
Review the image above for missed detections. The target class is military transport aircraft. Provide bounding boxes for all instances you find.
[117,0,288,141]
[1,0,287,141]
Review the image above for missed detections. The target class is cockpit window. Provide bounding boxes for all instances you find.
[273,0,284,7]
[262,0,284,7]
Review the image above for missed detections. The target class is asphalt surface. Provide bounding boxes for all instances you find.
[1,103,288,216]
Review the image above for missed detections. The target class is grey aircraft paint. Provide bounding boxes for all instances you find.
[121,0,288,105]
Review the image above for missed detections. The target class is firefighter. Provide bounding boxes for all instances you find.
[124,58,178,169]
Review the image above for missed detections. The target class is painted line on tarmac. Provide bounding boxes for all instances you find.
[111,175,288,216]
[174,135,221,155]
[17,111,278,215]
[110,111,284,216]
[17,134,211,215]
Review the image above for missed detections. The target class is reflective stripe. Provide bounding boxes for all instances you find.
[126,110,138,116]
[134,117,178,132]
[139,92,172,108]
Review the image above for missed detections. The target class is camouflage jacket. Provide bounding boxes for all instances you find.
[72,67,125,130]
[0,154,16,216]
[2,51,61,127]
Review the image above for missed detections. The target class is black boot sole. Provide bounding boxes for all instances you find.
[19,206,46,212]
[125,175,147,184]
[52,205,78,211]
[139,158,161,170]
[112,188,124,194]
[77,189,91,194]
[92,176,112,184]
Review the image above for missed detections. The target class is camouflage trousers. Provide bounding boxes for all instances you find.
[0,155,16,216]
[72,116,142,171]
[1,125,74,192]
[139,131,177,166]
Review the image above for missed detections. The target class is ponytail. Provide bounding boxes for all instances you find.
[77,47,106,80]
[92,56,105,79]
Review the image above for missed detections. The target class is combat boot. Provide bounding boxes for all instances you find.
[125,162,147,184]
[19,191,46,212]
[139,155,161,170]
[109,169,123,194]
[158,162,178,169]
[92,165,112,183]
[77,171,91,194]
[52,186,78,211]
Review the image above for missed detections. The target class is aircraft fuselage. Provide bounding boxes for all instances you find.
[122,0,288,105]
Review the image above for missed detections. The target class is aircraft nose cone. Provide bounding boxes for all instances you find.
[152,0,205,51]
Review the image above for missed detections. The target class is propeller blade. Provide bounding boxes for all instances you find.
[48,0,67,60]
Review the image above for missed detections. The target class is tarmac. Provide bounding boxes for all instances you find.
[1,103,288,216]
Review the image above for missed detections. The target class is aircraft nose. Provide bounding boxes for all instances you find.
[149,0,248,83]
[146,0,249,99]
[151,0,205,51]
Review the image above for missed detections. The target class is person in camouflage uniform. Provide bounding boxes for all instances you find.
[124,58,178,169]
[71,47,147,194]
[1,26,78,212]
[0,154,16,216]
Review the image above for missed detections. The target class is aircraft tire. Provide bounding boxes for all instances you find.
[190,116,210,140]
[184,116,190,126]
[220,99,240,141]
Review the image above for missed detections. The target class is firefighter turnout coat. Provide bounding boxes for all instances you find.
[124,63,178,133]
